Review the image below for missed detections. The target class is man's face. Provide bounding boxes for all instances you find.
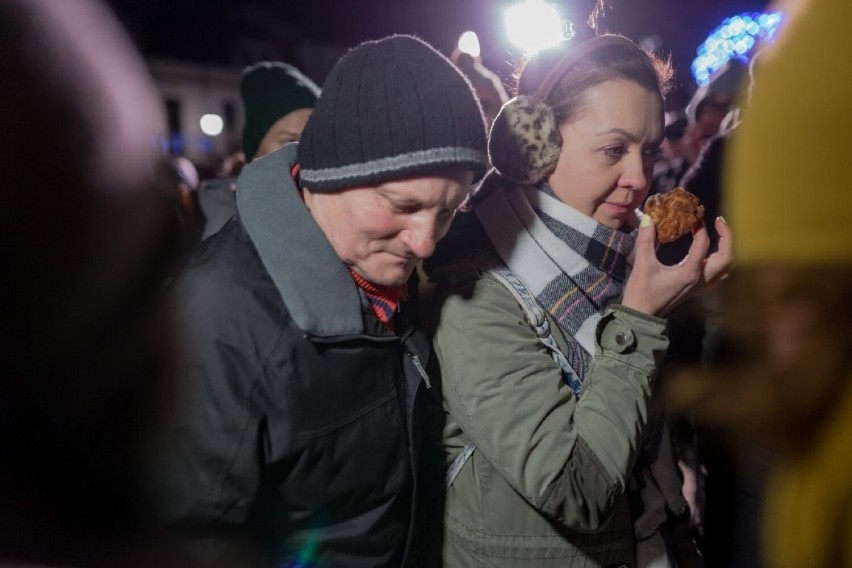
[255,108,313,159]
[303,171,474,286]
[685,106,727,162]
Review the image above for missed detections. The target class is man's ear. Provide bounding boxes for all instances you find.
[301,186,315,211]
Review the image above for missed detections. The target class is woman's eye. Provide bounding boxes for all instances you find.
[603,145,626,159]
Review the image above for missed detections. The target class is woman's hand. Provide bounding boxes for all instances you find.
[621,215,733,317]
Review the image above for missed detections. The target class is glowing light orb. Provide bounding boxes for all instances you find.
[458,31,481,58]
[199,113,224,136]
[692,11,784,86]
[505,0,565,55]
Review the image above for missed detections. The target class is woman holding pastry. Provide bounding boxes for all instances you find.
[421,34,732,567]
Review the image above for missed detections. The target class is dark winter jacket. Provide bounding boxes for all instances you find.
[197,174,238,240]
[163,144,431,568]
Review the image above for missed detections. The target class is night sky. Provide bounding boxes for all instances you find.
[104,0,771,101]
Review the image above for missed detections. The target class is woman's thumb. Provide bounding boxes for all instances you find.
[636,213,657,256]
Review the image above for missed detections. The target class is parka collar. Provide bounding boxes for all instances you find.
[236,143,365,337]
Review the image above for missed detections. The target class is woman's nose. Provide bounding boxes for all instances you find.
[620,154,649,191]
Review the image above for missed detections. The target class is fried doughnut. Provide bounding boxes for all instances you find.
[643,187,705,243]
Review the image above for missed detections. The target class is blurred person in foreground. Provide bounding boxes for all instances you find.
[198,61,320,240]
[0,0,187,565]
[160,35,488,567]
[668,0,852,565]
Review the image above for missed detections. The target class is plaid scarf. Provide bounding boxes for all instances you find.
[475,182,636,380]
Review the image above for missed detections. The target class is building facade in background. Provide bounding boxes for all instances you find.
[147,60,242,174]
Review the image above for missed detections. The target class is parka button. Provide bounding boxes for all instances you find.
[605,325,635,353]
[597,316,637,353]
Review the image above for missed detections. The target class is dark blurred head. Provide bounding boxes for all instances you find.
[514,42,574,97]
[663,110,688,140]
[452,51,509,128]
[659,110,688,160]
[684,95,730,162]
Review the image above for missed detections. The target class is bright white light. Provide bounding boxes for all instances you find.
[505,0,565,55]
[458,31,481,58]
[199,113,224,136]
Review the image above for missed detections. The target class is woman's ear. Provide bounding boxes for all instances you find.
[488,96,562,184]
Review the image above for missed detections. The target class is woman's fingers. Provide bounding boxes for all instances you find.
[676,222,710,278]
[703,216,734,284]
[687,220,711,261]
[624,215,734,317]
[621,215,660,314]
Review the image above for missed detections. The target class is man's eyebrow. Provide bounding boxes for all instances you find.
[390,197,422,206]
[378,192,422,208]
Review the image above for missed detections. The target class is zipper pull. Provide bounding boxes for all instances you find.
[408,352,432,389]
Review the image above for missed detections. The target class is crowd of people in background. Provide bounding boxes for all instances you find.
[1,0,849,567]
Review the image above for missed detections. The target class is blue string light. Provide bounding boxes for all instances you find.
[692,11,784,86]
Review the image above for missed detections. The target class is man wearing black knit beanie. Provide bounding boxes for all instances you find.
[160,34,488,567]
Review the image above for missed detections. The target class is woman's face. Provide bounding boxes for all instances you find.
[547,79,663,229]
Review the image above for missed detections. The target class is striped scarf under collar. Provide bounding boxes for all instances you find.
[475,181,637,380]
[349,269,405,333]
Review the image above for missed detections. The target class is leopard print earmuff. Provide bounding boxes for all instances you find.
[487,95,562,185]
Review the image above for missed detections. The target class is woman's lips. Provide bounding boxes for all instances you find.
[603,201,630,214]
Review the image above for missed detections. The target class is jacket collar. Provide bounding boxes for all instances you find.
[236,143,365,337]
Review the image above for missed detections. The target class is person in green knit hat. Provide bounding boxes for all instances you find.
[240,61,321,162]
[198,61,320,239]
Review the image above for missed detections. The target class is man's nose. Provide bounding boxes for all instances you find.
[400,217,438,259]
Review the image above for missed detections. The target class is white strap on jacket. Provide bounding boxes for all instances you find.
[445,263,582,489]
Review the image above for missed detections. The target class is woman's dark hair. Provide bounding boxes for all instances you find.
[533,35,673,127]
[514,42,573,97]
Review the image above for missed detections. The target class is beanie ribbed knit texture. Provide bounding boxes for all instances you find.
[298,35,488,191]
[241,61,320,162]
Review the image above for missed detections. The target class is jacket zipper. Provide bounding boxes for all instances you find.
[407,352,432,389]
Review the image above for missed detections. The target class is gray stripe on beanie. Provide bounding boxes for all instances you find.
[300,147,487,186]
[298,35,489,191]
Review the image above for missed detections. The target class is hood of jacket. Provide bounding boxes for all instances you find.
[236,142,366,338]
